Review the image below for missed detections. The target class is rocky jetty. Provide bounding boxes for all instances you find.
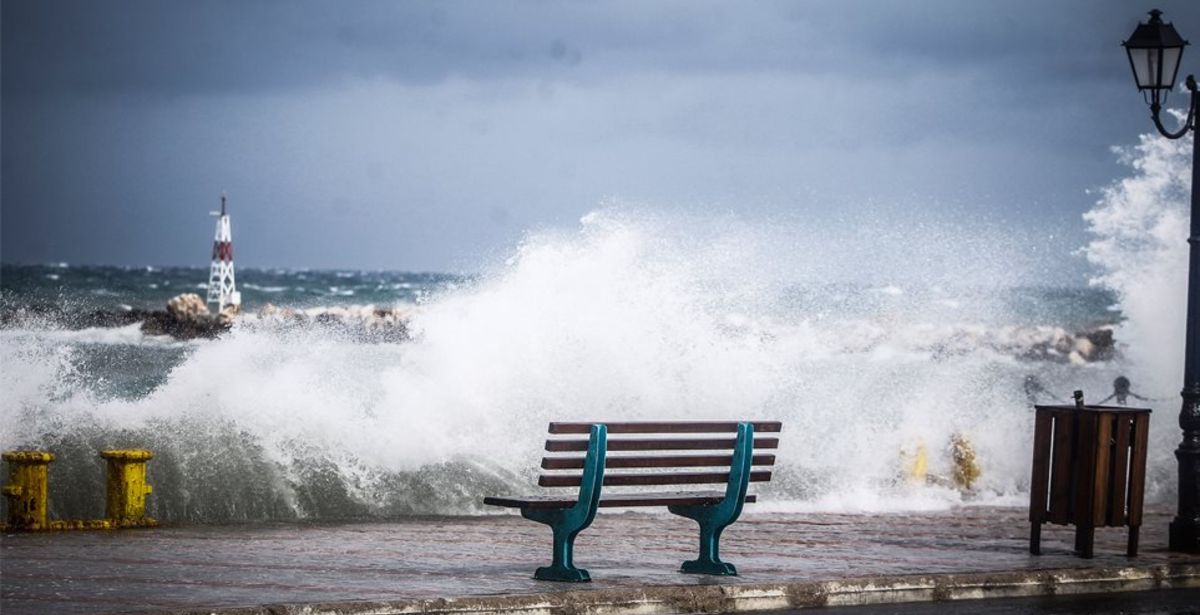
[247,303,410,343]
[0,294,412,342]
[0,293,230,340]
[0,295,1111,358]
[1024,326,1115,364]
[138,293,230,340]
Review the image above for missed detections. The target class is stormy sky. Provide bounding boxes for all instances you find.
[4,0,1199,277]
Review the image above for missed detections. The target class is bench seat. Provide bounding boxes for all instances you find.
[484,491,758,510]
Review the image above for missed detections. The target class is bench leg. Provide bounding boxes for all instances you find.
[669,506,737,576]
[1030,521,1041,555]
[521,509,591,582]
[533,525,589,582]
[681,520,736,576]
[515,423,606,582]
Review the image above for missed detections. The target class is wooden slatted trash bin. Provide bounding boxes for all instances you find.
[1029,393,1151,558]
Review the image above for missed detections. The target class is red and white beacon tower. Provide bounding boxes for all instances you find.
[206,193,242,313]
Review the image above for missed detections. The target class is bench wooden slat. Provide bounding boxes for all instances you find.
[541,454,776,470]
[484,491,759,510]
[548,421,782,434]
[545,437,779,452]
[539,470,772,487]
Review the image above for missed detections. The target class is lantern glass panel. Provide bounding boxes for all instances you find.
[1162,46,1184,88]
[1129,47,1158,89]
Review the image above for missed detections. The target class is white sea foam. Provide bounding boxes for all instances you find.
[0,324,188,348]
[243,283,289,293]
[1083,131,1190,482]
[1084,133,1190,394]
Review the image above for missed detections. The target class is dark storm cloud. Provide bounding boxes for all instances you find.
[6,0,1173,97]
[5,0,469,95]
[5,0,1200,274]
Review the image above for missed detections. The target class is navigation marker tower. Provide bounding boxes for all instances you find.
[206,193,241,313]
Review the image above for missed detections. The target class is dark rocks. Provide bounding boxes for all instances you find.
[1016,325,1117,364]
[0,294,230,340]
[133,293,230,340]
[138,311,230,340]
[251,303,410,343]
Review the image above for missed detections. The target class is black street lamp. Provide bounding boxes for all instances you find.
[1123,8,1200,554]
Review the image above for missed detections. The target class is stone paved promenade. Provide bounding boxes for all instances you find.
[2,506,1198,614]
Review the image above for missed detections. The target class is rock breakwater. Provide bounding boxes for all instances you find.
[0,293,1112,360]
[0,293,410,342]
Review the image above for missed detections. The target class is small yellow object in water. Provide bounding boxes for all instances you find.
[900,441,929,485]
[951,434,981,491]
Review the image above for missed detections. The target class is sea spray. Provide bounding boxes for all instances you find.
[1084,132,1191,394]
[0,210,1145,522]
[1083,130,1191,502]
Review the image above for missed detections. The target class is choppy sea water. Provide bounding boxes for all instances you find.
[0,264,462,311]
[0,132,1193,524]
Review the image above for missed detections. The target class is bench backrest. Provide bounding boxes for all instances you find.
[540,421,780,504]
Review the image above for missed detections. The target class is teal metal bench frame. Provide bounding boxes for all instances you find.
[669,422,754,575]
[518,422,757,581]
[520,424,608,581]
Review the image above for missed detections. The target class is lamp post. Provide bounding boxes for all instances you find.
[1123,8,1200,553]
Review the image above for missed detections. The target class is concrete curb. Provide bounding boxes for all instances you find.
[163,562,1200,615]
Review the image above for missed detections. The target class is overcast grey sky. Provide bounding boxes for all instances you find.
[4,0,1199,276]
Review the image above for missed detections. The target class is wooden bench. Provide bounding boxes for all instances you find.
[483,420,781,581]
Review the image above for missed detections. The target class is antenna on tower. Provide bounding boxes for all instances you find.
[206,192,241,314]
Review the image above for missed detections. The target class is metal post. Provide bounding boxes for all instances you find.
[1171,87,1200,553]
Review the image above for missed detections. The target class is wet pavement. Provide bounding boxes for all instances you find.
[2,506,1198,614]
[766,587,1200,614]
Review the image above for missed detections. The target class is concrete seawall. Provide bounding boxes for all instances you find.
[178,564,1200,615]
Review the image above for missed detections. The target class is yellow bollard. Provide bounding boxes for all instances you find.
[3,451,55,531]
[950,433,981,491]
[100,449,156,526]
[899,441,929,485]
